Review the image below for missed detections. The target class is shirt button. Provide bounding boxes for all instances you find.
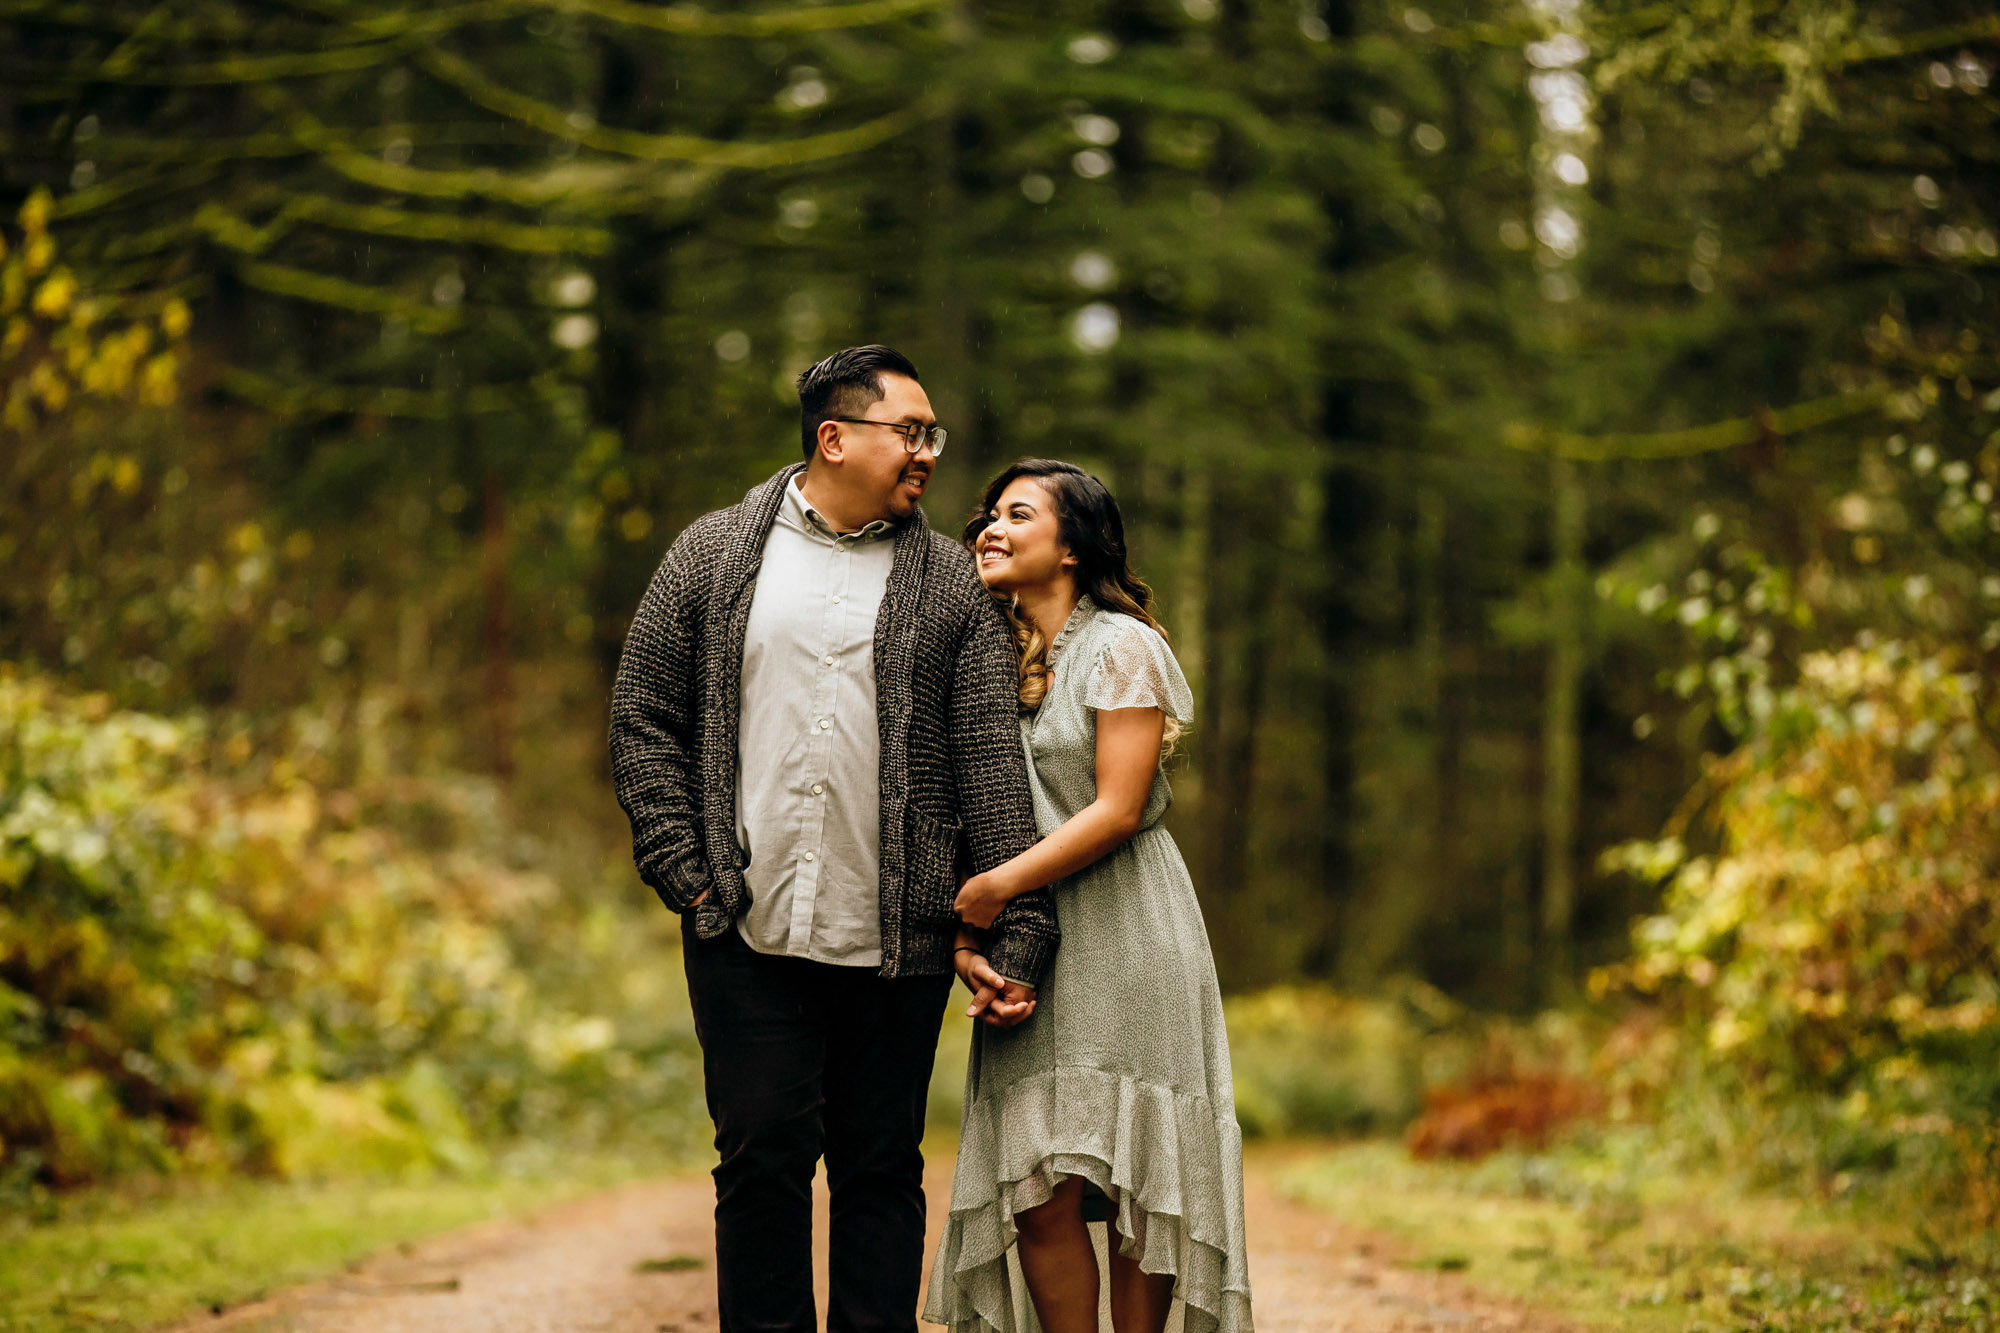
[803,851,816,863]
[811,784,824,795]
[832,596,842,605]
[823,656,835,667]
[818,718,832,731]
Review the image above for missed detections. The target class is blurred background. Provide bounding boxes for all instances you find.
[3,0,1999,1265]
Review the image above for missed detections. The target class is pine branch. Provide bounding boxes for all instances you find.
[1501,386,1894,461]
[552,0,940,38]
[1833,15,2000,69]
[189,194,613,256]
[287,194,614,254]
[20,41,404,85]
[413,45,940,167]
[306,0,941,40]
[255,88,718,210]
[233,259,465,333]
[219,365,563,417]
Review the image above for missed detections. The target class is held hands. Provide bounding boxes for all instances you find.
[953,934,1036,1028]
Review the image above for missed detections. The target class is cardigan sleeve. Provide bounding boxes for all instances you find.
[948,591,1059,989]
[609,529,716,914]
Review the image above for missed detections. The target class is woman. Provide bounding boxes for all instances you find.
[926,460,1252,1333]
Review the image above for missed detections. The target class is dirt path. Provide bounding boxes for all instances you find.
[179,1148,1573,1333]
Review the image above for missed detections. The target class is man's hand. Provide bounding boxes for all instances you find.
[957,951,1037,1028]
[953,869,1015,930]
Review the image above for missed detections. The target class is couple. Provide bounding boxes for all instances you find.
[610,345,1251,1333]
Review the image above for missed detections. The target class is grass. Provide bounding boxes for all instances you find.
[1280,1135,2000,1331]
[0,998,976,1333]
[0,1152,673,1333]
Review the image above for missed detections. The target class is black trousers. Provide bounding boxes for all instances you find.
[681,918,953,1333]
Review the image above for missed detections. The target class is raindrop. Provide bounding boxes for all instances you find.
[1403,7,1434,32]
[715,330,751,362]
[780,197,820,229]
[73,114,100,142]
[1412,123,1446,154]
[432,272,465,307]
[1552,152,1588,184]
[1913,174,1941,206]
[1181,0,1217,18]
[1299,14,1331,41]
[1021,174,1055,204]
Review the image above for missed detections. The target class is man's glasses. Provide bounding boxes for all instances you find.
[831,417,948,457]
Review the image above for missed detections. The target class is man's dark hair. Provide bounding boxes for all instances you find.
[796,344,920,460]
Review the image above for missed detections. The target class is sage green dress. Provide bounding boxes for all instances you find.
[926,596,1253,1333]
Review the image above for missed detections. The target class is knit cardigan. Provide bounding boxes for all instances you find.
[609,463,1059,987]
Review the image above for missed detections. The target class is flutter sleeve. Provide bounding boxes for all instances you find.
[1082,619,1194,723]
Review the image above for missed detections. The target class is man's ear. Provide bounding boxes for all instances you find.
[815,419,844,463]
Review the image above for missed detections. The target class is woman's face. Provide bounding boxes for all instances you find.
[976,476,1073,593]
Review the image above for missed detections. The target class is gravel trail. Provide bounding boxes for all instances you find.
[177,1148,1573,1333]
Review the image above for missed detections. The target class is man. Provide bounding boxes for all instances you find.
[610,345,1056,1333]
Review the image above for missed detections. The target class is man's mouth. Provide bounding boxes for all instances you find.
[901,469,929,493]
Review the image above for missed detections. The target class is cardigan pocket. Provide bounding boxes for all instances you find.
[903,806,963,928]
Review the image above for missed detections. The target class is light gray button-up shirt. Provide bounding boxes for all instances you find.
[734,475,898,966]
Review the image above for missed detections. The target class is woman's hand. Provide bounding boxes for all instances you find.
[953,867,1019,930]
[956,951,1037,1028]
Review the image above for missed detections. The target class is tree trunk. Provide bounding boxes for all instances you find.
[481,471,515,780]
[1539,454,1585,1000]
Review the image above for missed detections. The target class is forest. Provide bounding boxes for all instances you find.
[3,0,1999,1326]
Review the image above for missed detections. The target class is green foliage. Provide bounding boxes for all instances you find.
[1225,986,1431,1137]
[0,190,188,434]
[1599,642,2000,1210]
[1285,1136,2000,1332]
[0,1160,643,1333]
[0,671,704,1189]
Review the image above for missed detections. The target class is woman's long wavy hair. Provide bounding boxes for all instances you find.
[962,459,1180,750]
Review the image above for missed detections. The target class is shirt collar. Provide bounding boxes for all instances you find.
[787,475,898,544]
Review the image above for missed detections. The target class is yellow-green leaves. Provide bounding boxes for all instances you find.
[1,192,190,434]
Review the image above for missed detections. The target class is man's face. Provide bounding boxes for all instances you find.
[831,373,937,522]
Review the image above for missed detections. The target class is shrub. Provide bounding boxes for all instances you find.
[0,670,703,1189]
[1598,642,2000,1208]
